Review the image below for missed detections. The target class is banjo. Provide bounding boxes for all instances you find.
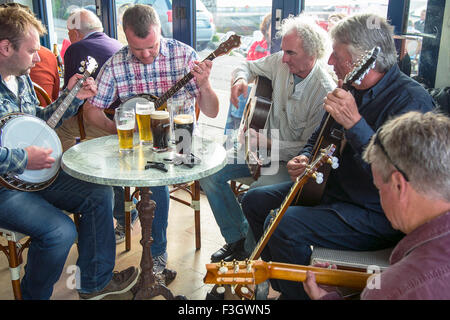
[119,34,241,111]
[0,56,98,192]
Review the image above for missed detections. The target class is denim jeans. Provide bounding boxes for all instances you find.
[242,181,403,299]
[0,171,115,299]
[113,186,169,257]
[199,148,290,249]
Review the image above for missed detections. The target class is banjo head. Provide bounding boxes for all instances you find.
[120,94,157,110]
[1,115,62,184]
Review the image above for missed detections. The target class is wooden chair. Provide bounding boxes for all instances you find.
[0,228,30,299]
[77,103,203,251]
[0,212,79,300]
[32,82,52,107]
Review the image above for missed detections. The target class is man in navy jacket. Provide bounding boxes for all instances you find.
[242,13,436,300]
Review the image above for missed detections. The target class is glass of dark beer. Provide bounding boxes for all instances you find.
[174,114,194,156]
[150,110,170,152]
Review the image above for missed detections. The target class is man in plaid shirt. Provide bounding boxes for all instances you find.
[0,5,139,299]
[83,4,219,281]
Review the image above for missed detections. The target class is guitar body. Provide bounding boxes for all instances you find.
[243,76,273,131]
[241,76,273,180]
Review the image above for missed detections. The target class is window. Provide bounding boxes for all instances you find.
[46,0,96,58]
[404,0,428,76]
[115,0,173,45]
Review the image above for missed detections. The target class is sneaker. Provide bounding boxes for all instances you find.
[115,210,139,244]
[153,251,167,274]
[79,266,139,300]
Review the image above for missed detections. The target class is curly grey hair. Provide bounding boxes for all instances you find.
[276,14,330,60]
[363,111,450,202]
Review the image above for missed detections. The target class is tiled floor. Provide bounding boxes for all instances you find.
[0,189,228,300]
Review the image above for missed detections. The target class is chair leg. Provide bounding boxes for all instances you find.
[192,181,201,250]
[7,240,23,300]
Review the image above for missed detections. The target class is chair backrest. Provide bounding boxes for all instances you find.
[33,82,52,107]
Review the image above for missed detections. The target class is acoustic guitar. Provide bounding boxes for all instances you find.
[239,76,272,180]
[295,47,380,206]
[204,260,372,294]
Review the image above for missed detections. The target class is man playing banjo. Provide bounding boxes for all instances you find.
[0,5,138,300]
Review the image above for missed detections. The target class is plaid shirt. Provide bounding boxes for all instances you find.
[0,74,82,175]
[89,37,200,114]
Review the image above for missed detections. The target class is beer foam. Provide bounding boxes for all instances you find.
[117,123,135,130]
[174,114,194,124]
[150,110,169,119]
[136,102,155,115]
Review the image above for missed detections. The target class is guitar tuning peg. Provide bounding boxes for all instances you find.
[79,67,85,73]
[240,287,249,295]
[218,266,228,274]
[313,172,323,184]
[331,156,339,169]
[80,61,86,66]
[216,286,226,294]
[327,156,339,169]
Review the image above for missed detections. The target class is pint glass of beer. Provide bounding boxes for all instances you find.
[150,110,170,152]
[135,101,154,145]
[174,114,194,156]
[114,107,135,153]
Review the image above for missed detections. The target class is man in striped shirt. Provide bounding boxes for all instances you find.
[82,4,219,280]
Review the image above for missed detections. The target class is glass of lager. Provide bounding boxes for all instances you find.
[135,101,154,145]
[114,107,135,153]
[150,110,170,152]
[174,114,194,156]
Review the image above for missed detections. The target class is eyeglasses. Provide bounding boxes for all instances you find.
[373,128,409,181]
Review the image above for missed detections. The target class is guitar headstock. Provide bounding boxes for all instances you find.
[79,56,98,78]
[301,144,337,184]
[212,34,241,57]
[343,46,380,87]
[204,260,268,286]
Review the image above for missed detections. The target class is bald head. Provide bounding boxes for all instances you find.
[67,8,103,42]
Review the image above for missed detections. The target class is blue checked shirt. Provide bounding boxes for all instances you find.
[0,74,83,175]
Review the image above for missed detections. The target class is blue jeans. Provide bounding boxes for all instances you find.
[0,171,115,299]
[242,181,403,299]
[199,148,290,249]
[113,186,169,257]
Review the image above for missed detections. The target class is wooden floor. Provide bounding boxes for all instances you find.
[0,189,229,300]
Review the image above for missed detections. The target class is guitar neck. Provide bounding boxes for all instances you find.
[155,51,218,108]
[46,76,85,129]
[264,262,370,290]
[249,174,307,260]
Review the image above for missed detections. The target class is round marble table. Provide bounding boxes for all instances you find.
[61,134,227,300]
[61,135,227,187]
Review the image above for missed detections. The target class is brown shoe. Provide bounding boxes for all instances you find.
[79,266,139,300]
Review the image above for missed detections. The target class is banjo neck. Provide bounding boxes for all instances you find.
[46,56,98,129]
[153,34,241,109]
[46,79,85,129]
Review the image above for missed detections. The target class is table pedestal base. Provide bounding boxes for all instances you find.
[131,187,186,300]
